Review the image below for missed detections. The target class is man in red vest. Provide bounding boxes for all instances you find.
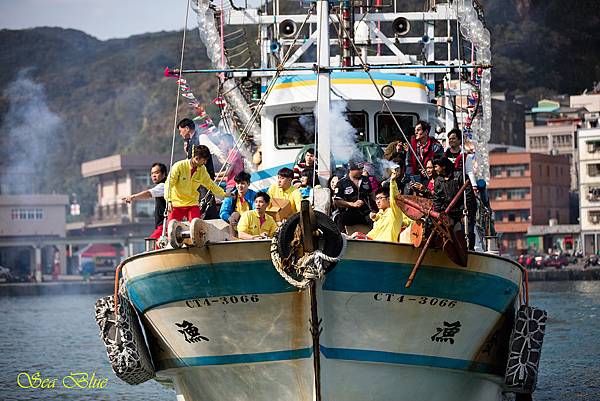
[405,120,443,190]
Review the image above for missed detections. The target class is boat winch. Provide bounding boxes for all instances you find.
[167,217,206,249]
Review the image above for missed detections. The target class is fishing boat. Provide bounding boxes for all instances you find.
[94,1,547,400]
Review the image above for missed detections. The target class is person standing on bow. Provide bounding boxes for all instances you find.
[164,145,228,224]
[267,167,303,214]
[237,192,277,240]
[332,161,373,233]
[178,118,222,218]
[219,171,256,235]
[405,120,443,189]
[122,163,168,240]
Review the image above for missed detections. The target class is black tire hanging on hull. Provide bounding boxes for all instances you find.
[95,292,155,385]
[277,210,344,272]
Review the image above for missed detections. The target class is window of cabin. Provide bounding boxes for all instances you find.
[275,111,368,149]
[375,112,419,145]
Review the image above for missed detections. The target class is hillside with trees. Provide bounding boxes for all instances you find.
[0,0,598,212]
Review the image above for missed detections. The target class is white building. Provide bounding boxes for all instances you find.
[578,128,600,254]
[571,93,600,129]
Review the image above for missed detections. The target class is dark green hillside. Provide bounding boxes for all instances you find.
[0,0,598,212]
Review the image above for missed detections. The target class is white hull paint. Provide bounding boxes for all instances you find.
[121,240,522,401]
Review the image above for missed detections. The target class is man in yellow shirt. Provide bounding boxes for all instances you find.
[237,192,278,239]
[164,144,228,223]
[367,171,413,242]
[267,167,302,214]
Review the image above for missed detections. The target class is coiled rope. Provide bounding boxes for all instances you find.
[270,228,347,289]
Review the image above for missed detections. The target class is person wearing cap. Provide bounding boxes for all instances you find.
[164,144,229,224]
[366,169,413,242]
[267,167,303,214]
[237,192,278,240]
[332,161,373,233]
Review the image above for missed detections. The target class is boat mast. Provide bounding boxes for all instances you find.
[316,0,332,185]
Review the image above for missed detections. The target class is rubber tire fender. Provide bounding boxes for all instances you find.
[277,211,344,271]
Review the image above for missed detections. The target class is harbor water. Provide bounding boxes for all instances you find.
[0,281,598,400]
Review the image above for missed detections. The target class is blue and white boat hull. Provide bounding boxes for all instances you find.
[121,240,522,401]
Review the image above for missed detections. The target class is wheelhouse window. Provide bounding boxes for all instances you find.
[275,111,368,149]
[376,112,419,145]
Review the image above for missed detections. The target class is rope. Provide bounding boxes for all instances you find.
[113,261,124,316]
[220,0,225,69]
[270,227,347,289]
[162,0,192,242]
[522,268,529,306]
[198,8,314,205]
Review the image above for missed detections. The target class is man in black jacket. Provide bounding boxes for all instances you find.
[332,161,373,233]
[432,157,477,250]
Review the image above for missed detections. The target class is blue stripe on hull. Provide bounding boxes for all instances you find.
[127,259,518,314]
[324,261,519,313]
[158,348,313,369]
[127,260,296,313]
[320,346,499,374]
[156,346,498,375]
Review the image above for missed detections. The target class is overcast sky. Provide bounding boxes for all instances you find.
[0,0,192,40]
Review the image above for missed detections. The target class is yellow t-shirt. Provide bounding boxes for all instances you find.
[367,180,413,242]
[267,184,302,214]
[164,159,226,207]
[235,196,251,215]
[237,210,277,238]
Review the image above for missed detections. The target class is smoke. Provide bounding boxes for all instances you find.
[313,100,362,165]
[329,101,362,162]
[378,158,400,178]
[0,70,64,195]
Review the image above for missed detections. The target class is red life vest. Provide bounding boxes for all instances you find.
[408,136,441,174]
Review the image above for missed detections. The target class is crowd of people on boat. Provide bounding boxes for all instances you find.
[124,117,482,249]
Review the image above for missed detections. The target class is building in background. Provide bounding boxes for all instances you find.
[489,151,571,254]
[578,127,600,254]
[68,154,171,258]
[0,194,69,281]
[571,92,600,130]
[526,124,580,191]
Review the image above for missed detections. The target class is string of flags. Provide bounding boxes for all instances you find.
[164,67,225,135]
